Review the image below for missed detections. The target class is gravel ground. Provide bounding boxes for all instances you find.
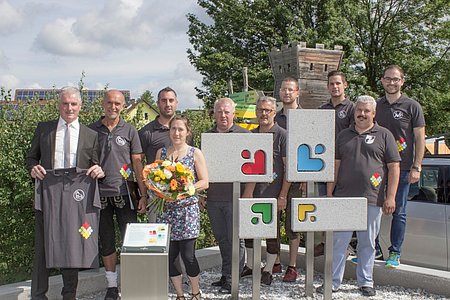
[79,265,448,300]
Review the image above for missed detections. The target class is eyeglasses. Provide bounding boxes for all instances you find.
[382,77,403,83]
[256,108,275,114]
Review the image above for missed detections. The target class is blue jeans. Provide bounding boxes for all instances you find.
[389,170,410,254]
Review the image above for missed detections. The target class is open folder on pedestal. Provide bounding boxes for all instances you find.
[121,223,170,253]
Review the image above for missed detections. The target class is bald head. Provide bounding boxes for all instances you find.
[102,90,125,120]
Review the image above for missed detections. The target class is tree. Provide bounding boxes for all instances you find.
[187,0,351,108]
[187,0,450,134]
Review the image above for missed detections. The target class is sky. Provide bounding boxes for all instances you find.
[0,0,208,110]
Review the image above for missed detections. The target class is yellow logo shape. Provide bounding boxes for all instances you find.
[298,204,317,222]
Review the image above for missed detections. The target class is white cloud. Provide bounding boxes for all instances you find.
[0,74,20,89]
[33,0,196,57]
[0,0,23,35]
[34,18,103,56]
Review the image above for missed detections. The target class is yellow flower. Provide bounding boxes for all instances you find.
[154,176,160,182]
[175,163,185,173]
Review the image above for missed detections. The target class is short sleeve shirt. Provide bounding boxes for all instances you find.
[138,117,171,164]
[275,106,302,130]
[252,123,287,198]
[35,168,100,268]
[334,123,401,206]
[319,98,355,137]
[375,95,425,170]
[90,118,142,197]
[206,124,251,202]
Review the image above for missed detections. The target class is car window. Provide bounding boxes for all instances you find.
[409,166,439,203]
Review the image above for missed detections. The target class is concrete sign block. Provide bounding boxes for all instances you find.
[201,133,273,183]
[239,198,277,239]
[286,109,335,182]
[291,197,367,232]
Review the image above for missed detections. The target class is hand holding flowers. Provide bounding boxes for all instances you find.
[142,159,196,212]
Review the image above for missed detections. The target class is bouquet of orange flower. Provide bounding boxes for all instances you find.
[142,159,196,212]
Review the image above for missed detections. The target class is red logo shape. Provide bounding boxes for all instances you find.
[241,150,266,175]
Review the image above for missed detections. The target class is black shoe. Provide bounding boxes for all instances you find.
[218,281,231,294]
[316,284,339,294]
[360,286,376,297]
[104,287,119,300]
[211,275,226,287]
[240,265,252,277]
[260,271,272,286]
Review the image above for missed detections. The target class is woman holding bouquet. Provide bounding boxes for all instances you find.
[154,115,209,300]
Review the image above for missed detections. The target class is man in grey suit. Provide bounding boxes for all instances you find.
[27,87,105,300]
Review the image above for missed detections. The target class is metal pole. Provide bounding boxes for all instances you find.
[305,181,315,296]
[252,239,261,300]
[231,182,240,299]
[323,231,333,300]
[242,67,248,92]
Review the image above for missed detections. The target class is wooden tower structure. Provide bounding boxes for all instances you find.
[269,42,344,108]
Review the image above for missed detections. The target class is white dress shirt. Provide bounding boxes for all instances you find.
[54,117,80,169]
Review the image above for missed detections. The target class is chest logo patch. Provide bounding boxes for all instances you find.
[73,189,85,202]
[338,110,347,119]
[370,172,382,187]
[393,110,403,119]
[365,135,375,144]
[115,136,126,146]
[396,137,407,152]
[79,222,93,239]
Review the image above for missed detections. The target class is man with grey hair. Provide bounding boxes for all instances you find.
[206,97,249,294]
[242,96,291,286]
[27,86,105,300]
[319,95,400,297]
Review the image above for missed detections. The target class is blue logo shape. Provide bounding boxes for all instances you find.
[297,144,325,172]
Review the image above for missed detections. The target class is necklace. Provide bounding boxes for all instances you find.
[170,146,188,162]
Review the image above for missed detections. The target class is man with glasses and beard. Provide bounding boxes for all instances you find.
[90,90,147,300]
[375,65,425,268]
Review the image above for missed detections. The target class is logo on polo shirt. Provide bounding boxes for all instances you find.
[79,222,93,239]
[370,172,382,187]
[365,135,375,144]
[116,136,126,146]
[338,110,347,119]
[73,189,85,202]
[396,137,407,152]
[393,110,403,119]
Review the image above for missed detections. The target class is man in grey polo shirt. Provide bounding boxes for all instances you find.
[274,76,304,282]
[320,95,400,297]
[207,97,250,294]
[242,96,291,286]
[139,86,178,221]
[90,90,147,300]
[315,70,355,257]
[375,65,425,268]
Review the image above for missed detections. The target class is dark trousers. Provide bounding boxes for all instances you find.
[207,201,245,279]
[31,210,78,300]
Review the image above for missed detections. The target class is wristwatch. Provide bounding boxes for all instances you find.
[411,165,422,172]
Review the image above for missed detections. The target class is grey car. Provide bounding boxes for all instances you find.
[378,155,450,271]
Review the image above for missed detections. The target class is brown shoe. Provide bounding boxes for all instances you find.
[314,242,324,257]
[272,263,282,273]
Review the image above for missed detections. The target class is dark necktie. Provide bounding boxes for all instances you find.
[64,123,70,168]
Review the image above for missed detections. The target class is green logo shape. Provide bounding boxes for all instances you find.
[251,203,273,224]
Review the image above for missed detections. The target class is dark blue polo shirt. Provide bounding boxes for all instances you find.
[375,95,425,170]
